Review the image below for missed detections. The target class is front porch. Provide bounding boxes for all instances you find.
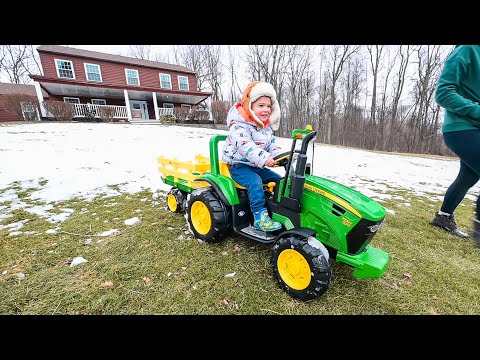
[71,103,174,121]
[31,77,213,123]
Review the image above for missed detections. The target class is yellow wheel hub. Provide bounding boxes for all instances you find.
[277,249,312,290]
[190,201,211,235]
[167,194,177,212]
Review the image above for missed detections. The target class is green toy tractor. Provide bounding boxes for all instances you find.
[158,126,389,301]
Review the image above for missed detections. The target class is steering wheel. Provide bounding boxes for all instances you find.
[273,152,290,167]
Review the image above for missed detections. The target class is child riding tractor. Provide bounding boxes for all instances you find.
[158,126,389,301]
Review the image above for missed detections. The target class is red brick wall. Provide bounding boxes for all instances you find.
[39,52,198,91]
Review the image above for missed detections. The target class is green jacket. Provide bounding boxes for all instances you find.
[436,45,480,133]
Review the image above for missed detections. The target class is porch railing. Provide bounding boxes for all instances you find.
[73,104,128,119]
[158,108,174,116]
[72,104,175,119]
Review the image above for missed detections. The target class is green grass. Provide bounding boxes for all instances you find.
[1,187,479,315]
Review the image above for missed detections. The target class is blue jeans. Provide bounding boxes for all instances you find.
[442,130,480,218]
[229,163,282,214]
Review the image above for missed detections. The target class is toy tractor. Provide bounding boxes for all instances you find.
[157,126,389,301]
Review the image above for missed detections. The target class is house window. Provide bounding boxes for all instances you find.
[125,69,140,85]
[91,99,106,105]
[159,73,172,89]
[84,63,102,82]
[181,104,191,109]
[55,59,75,79]
[178,76,189,91]
[63,97,80,104]
[163,103,174,108]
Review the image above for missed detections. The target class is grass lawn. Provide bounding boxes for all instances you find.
[1,184,479,315]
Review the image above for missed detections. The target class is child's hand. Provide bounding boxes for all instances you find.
[265,157,276,167]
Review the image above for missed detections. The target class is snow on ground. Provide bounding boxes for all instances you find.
[0,122,477,227]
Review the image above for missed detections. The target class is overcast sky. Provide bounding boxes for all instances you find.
[0,122,476,232]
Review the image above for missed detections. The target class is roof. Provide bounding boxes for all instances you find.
[36,45,195,74]
[0,82,47,97]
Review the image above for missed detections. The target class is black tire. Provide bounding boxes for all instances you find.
[166,187,186,213]
[186,188,231,243]
[271,234,332,301]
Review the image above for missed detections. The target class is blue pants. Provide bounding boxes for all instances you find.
[229,163,282,215]
[442,130,480,219]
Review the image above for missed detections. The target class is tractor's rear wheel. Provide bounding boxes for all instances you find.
[186,188,231,243]
[166,187,186,213]
[271,234,332,301]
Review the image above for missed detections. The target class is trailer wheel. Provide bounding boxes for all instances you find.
[166,187,186,213]
[186,188,231,243]
[271,234,332,301]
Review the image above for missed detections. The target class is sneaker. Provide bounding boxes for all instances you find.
[472,219,480,248]
[254,209,282,232]
[431,212,469,238]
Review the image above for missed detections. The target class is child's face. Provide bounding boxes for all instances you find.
[251,96,272,122]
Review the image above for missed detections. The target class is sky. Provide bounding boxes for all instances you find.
[1,122,478,234]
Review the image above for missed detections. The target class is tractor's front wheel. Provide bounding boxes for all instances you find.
[186,188,231,243]
[166,187,186,213]
[271,234,332,301]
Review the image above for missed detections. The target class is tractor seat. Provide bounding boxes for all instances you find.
[219,162,246,189]
[219,162,277,192]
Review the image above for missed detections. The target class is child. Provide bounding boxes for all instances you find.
[222,81,284,231]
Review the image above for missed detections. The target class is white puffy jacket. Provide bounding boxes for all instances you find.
[221,105,283,168]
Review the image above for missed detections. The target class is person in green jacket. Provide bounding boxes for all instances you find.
[431,45,480,247]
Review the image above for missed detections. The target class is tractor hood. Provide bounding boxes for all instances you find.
[304,175,386,221]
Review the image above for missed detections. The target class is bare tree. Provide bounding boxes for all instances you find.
[127,45,152,60]
[385,45,413,151]
[203,45,224,101]
[284,45,316,136]
[176,45,209,92]
[325,45,361,144]
[0,45,40,84]
[366,45,385,149]
[224,45,243,105]
[27,45,43,75]
[340,56,366,148]
[244,45,289,101]
[409,45,444,153]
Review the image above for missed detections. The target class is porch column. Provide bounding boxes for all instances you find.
[124,89,132,120]
[34,81,47,117]
[152,92,159,120]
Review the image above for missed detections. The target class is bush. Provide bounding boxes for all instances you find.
[3,94,40,120]
[173,107,190,123]
[97,106,116,122]
[160,114,176,124]
[211,101,230,124]
[42,101,74,121]
[187,109,212,124]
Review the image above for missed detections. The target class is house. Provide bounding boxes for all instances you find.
[29,45,213,122]
[0,82,48,122]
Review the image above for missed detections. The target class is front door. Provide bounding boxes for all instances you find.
[130,100,148,119]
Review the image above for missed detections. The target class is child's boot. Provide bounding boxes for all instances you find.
[254,209,282,231]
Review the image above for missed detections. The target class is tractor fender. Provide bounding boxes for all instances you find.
[275,227,330,261]
[196,174,239,206]
[275,227,317,240]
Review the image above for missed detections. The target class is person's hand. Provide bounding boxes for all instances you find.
[265,157,276,167]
